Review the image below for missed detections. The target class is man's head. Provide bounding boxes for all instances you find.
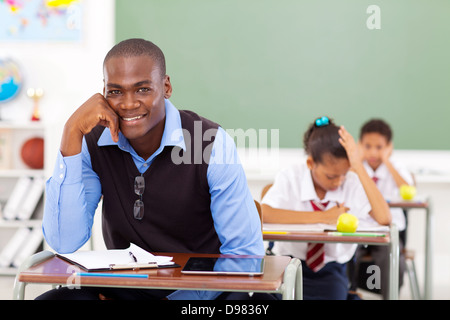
[102,39,172,152]
[104,38,166,79]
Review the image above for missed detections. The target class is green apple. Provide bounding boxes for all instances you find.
[336,213,359,233]
[399,185,416,200]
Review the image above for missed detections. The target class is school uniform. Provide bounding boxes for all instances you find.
[262,163,381,299]
[363,160,414,231]
[351,160,413,299]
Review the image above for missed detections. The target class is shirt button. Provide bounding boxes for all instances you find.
[60,164,64,169]
[143,163,148,167]
[59,174,64,179]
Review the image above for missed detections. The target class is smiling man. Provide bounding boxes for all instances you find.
[39,38,265,300]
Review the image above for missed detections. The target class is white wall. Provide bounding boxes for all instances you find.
[1,0,115,174]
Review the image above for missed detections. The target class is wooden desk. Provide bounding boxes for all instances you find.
[263,225,400,300]
[388,198,432,300]
[13,251,302,300]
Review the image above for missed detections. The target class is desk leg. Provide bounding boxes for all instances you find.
[13,251,55,300]
[424,202,433,300]
[389,224,399,300]
[295,259,303,300]
[282,258,302,300]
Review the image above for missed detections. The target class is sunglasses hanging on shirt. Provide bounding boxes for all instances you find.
[134,175,145,220]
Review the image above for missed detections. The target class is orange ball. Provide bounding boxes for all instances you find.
[21,137,44,169]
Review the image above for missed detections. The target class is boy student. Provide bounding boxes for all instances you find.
[38,38,265,300]
[350,118,414,299]
[261,116,391,300]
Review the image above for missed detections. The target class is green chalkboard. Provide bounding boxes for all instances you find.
[116,0,450,149]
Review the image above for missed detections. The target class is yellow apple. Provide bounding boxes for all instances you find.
[399,185,416,200]
[336,213,359,233]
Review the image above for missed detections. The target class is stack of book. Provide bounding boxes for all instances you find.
[0,176,45,269]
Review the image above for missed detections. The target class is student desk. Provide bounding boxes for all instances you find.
[13,251,302,300]
[263,224,400,300]
[388,197,432,300]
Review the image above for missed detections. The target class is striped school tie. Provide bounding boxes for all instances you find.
[306,200,329,272]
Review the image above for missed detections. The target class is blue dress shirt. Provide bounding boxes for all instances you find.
[43,99,264,300]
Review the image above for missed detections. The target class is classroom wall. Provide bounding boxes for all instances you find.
[1,0,449,298]
[115,0,450,150]
[114,0,450,297]
[1,0,115,174]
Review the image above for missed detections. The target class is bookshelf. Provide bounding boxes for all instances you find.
[0,122,47,275]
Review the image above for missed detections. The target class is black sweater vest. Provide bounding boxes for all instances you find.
[85,110,222,254]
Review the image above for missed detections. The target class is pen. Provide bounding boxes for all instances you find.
[109,262,158,270]
[328,232,386,237]
[74,272,149,279]
[263,231,289,235]
[129,251,138,263]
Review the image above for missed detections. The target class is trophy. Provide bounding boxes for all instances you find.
[27,88,44,121]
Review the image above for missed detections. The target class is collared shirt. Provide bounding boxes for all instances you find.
[262,163,380,264]
[43,99,264,300]
[363,160,414,231]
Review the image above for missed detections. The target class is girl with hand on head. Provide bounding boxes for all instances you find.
[261,116,390,300]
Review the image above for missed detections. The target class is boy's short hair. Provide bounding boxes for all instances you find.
[103,38,166,78]
[359,119,393,142]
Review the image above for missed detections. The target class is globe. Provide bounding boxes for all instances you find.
[0,58,23,103]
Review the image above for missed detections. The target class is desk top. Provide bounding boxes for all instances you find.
[18,252,291,292]
[263,231,390,245]
[388,199,429,209]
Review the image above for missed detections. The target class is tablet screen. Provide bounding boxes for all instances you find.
[181,257,265,276]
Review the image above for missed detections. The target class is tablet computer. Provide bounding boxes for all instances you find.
[181,257,265,276]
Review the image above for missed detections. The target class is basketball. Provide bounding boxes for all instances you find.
[21,137,44,169]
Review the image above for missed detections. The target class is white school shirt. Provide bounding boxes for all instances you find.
[262,163,382,264]
[363,160,414,231]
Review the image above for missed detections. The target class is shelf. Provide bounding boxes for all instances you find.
[0,266,20,276]
[0,169,45,178]
[0,123,48,274]
[0,220,42,228]
[0,121,46,130]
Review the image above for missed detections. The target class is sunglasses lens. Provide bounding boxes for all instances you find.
[134,199,144,220]
[134,176,145,195]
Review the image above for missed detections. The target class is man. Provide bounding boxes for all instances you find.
[39,38,264,300]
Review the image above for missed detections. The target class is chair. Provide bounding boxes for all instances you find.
[254,200,263,231]
[260,183,275,255]
[261,183,273,200]
[404,249,421,299]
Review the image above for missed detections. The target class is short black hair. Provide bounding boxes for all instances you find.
[303,117,348,163]
[359,119,393,142]
[104,38,166,77]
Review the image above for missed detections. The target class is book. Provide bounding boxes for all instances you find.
[0,227,31,267]
[56,243,176,272]
[2,176,32,220]
[12,227,43,268]
[16,177,45,220]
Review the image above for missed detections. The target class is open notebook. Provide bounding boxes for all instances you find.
[57,243,176,271]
